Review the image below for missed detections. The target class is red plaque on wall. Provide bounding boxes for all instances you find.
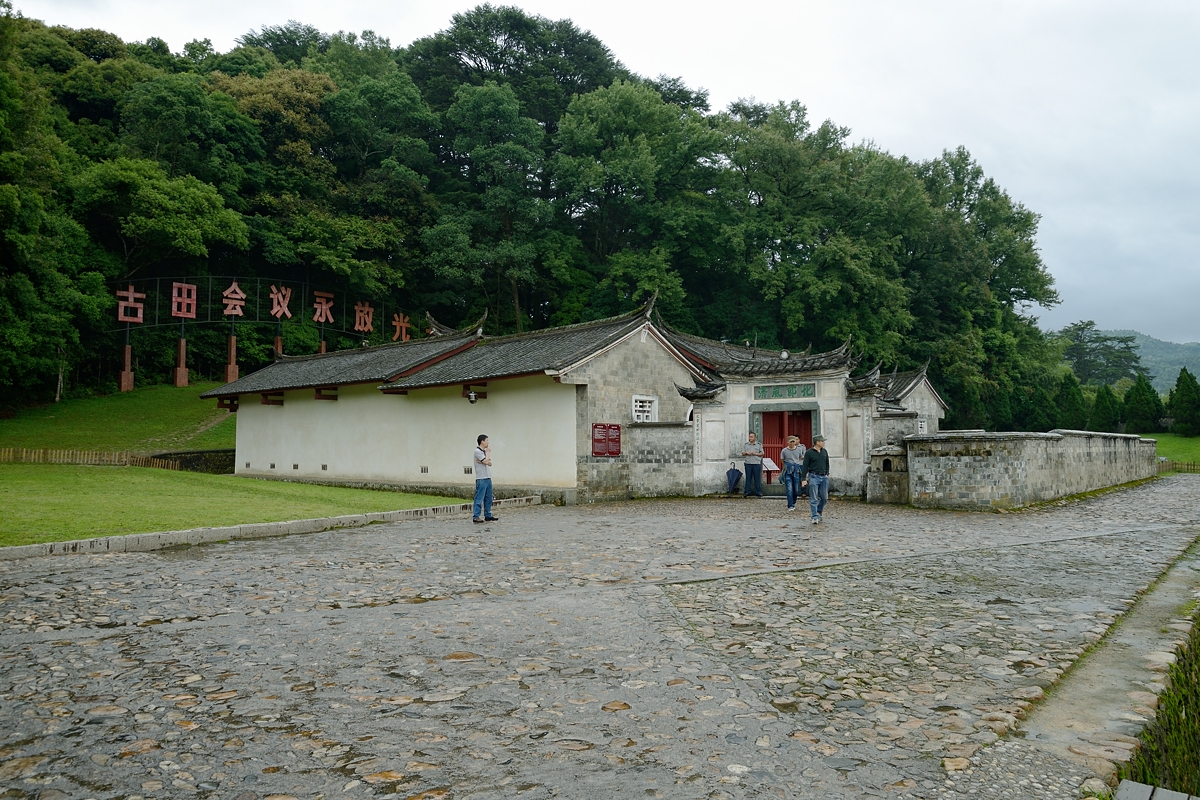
[592,423,622,457]
[606,424,621,456]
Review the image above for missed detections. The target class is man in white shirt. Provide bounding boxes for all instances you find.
[473,434,498,523]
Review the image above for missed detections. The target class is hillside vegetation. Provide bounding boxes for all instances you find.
[1,4,1062,430]
[1105,330,1200,394]
[0,383,233,451]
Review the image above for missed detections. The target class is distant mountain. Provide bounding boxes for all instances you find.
[1104,330,1200,393]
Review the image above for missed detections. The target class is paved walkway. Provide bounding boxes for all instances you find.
[1,476,1198,800]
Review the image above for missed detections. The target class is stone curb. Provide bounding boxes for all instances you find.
[0,495,542,561]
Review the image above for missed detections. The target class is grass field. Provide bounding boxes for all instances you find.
[1150,432,1200,463]
[0,464,461,547]
[0,383,234,452]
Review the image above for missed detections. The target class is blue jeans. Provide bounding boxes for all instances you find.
[783,464,802,508]
[473,478,493,519]
[807,474,828,519]
[743,463,763,496]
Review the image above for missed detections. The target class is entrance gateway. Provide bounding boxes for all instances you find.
[760,410,813,470]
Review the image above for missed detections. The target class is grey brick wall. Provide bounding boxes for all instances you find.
[905,430,1157,510]
[566,329,698,502]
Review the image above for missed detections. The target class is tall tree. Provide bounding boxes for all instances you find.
[401,4,625,130]
[1054,371,1089,430]
[1124,373,1164,434]
[1087,384,1122,433]
[1059,320,1145,385]
[1168,367,1200,437]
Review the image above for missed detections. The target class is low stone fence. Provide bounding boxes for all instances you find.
[0,447,179,470]
[905,429,1157,510]
[151,448,236,474]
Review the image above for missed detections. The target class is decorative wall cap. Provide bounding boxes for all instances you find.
[905,429,1157,443]
[628,421,691,428]
[869,445,907,456]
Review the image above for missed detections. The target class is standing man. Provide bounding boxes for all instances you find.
[473,434,499,524]
[780,435,806,511]
[800,435,830,524]
[742,431,765,498]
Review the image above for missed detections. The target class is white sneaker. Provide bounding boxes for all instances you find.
[811,518,819,525]
[786,506,794,512]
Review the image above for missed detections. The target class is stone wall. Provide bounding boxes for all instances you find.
[565,327,699,503]
[626,422,694,497]
[905,429,1157,510]
[153,449,236,474]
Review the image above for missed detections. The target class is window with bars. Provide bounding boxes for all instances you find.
[633,395,658,423]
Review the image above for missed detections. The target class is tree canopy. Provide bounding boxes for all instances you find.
[1059,320,1146,385]
[1,2,1065,423]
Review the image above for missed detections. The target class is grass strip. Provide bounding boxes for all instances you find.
[0,464,459,546]
[1149,432,1200,463]
[1118,600,1200,793]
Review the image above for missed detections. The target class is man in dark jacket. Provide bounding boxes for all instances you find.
[800,435,830,524]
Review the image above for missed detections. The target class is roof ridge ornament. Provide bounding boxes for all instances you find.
[424,311,457,337]
[642,290,658,319]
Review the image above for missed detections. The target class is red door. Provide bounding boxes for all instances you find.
[762,412,786,481]
[762,411,813,483]
[788,410,813,448]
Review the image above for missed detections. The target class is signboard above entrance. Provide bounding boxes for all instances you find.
[754,383,816,400]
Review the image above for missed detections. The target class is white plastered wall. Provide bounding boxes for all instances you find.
[234,375,577,487]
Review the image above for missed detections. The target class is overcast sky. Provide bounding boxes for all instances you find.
[15,0,1200,343]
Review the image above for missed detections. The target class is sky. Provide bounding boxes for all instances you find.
[15,0,1200,344]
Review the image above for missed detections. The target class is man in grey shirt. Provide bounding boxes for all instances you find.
[472,434,498,523]
[742,431,765,498]
[780,435,806,511]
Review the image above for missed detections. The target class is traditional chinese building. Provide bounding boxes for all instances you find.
[201,301,946,502]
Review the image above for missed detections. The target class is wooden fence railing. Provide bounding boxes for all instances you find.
[1159,460,1200,474]
[0,448,179,470]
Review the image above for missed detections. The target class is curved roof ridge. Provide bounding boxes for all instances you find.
[473,304,650,345]
[270,328,474,364]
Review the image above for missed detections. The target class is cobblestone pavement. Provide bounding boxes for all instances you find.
[1,476,1198,800]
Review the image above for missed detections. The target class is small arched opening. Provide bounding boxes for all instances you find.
[882,458,893,472]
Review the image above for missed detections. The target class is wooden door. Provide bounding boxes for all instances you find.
[787,410,813,447]
[761,412,785,481]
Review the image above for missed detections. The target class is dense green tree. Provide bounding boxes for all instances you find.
[120,73,265,204]
[1124,373,1165,434]
[237,21,330,67]
[70,157,248,274]
[1054,371,1089,430]
[401,4,625,129]
[1023,386,1058,432]
[1088,384,1122,432]
[1168,367,1200,436]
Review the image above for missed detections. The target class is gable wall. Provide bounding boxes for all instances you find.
[561,328,698,501]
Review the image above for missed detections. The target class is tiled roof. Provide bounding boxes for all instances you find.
[847,363,947,409]
[385,310,649,390]
[659,324,858,377]
[676,381,726,401]
[199,332,477,398]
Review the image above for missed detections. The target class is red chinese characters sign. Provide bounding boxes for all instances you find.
[591,423,621,457]
[171,283,197,319]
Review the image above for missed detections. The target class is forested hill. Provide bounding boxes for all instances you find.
[1106,331,1200,394]
[1,3,1063,429]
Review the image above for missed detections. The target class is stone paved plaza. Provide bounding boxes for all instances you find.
[2,476,1199,800]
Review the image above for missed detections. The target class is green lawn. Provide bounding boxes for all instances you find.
[1150,432,1200,463]
[0,464,461,547]
[0,383,234,452]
